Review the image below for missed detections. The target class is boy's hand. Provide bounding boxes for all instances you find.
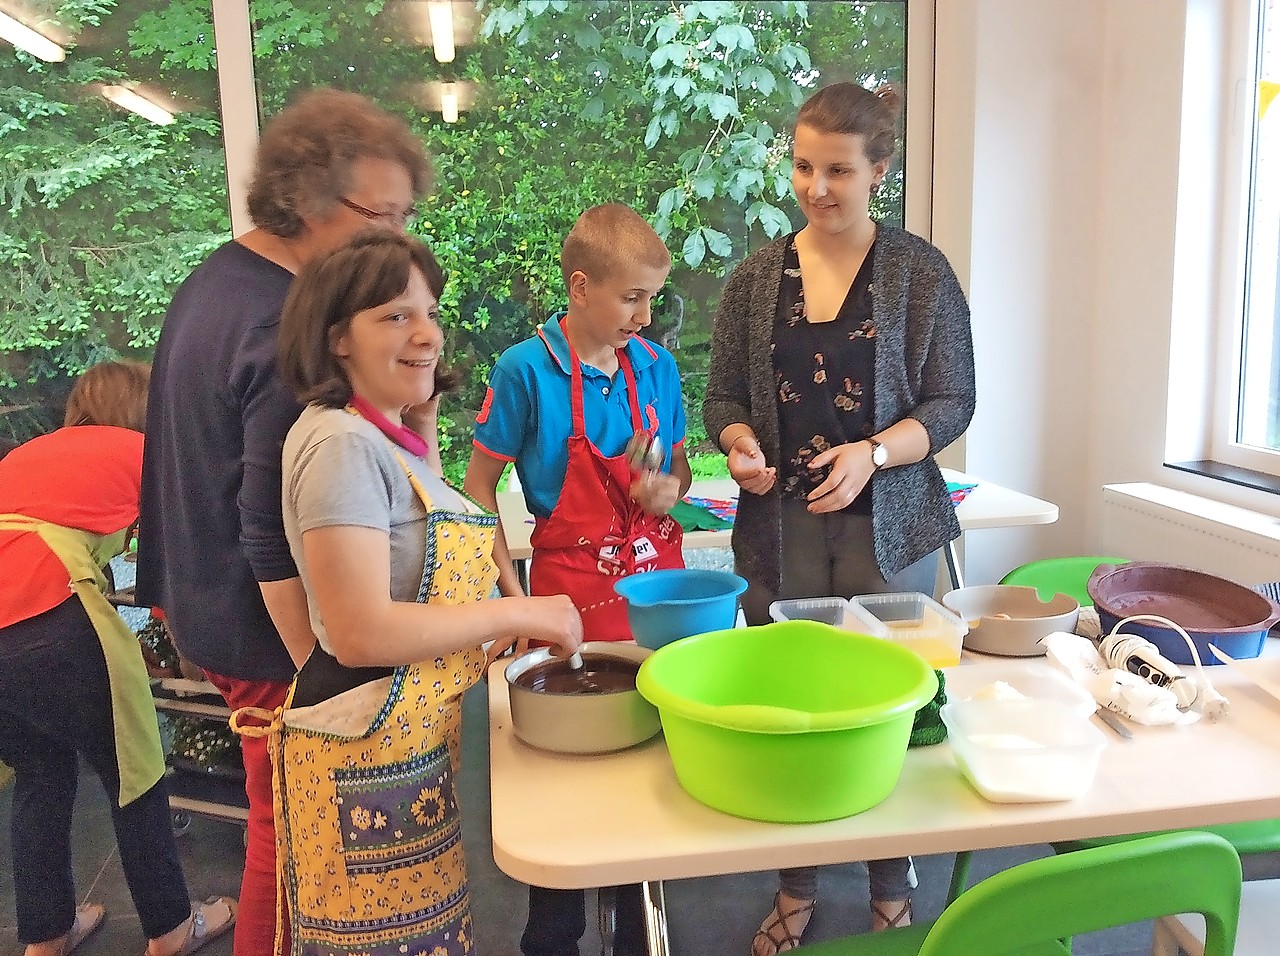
[630,470,682,515]
[727,435,776,495]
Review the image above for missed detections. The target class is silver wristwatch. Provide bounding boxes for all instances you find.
[866,437,889,470]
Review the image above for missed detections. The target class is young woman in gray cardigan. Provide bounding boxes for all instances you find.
[702,83,975,955]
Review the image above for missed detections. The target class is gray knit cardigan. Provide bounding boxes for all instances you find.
[703,226,976,593]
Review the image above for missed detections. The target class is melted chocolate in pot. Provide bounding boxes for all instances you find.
[514,655,640,695]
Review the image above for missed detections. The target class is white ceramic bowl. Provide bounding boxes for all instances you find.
[943,585,1080,657]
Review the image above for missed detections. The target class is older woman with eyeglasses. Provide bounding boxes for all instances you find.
[137,88,431,956]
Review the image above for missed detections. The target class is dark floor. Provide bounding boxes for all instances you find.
[8,673,1274,956]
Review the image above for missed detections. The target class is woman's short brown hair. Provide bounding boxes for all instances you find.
[278,231,461,408]
[795,82,902,165]
[247,88,432,238]
[64,360,151,432]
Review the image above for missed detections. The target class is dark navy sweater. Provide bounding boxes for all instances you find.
[137,241,300,681]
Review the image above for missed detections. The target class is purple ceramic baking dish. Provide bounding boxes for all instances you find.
[1087,562,1280,664]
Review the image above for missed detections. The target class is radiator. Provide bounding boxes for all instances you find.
[1100,483,1280,586]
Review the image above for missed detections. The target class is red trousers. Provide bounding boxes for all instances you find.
[204,670,291,956]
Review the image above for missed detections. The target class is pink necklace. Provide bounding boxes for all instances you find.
[348,394,429,457]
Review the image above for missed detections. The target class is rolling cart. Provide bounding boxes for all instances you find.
[106,583,249,836]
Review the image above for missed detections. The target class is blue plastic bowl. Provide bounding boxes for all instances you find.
[614,569,748,649]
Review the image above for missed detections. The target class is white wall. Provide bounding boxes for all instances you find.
[933,0,1280,587]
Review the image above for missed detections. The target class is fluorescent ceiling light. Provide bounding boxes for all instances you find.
[101,86,175,126]
[440,83,458,123]
[428,1,454,63]
[0,10,65,62]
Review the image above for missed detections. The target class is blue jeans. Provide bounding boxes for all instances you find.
[0,597,191,944]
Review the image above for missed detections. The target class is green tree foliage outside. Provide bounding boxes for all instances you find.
[0,0,904,480]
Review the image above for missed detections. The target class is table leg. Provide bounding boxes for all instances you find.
[596,884,670,956]
[598,886,617,956]
[641,881,671,956]
[944,540,964,590]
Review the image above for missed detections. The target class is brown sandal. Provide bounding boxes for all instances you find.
[752,892,816,956]
[870,898,913,932]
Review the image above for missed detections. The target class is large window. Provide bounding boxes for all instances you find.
[245,0,909,478]
[1201,0,1280,484]
[1237,0,1280,460]
[0,1,911,480]
[0,0,229,445]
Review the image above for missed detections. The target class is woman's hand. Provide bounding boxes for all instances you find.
[484,594,583,667]
[400,397,441,436]
[806,442,874,513]
[630,470,682,515]
[727,435,777,496]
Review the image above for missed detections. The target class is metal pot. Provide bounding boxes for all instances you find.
[504,642,660,754]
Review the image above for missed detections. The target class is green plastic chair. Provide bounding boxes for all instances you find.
[998,555,1129,605]
[795,831,1241,956]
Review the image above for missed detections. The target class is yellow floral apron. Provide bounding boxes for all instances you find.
[233,454,497,956]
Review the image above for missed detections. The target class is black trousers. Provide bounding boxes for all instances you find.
[522,884,647,956]
[0,597,191,944]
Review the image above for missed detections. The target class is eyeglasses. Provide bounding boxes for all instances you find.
[337,195,417,228]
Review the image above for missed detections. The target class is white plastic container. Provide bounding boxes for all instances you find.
[942,660,1097,719]
[940,698,1107,803]
[850,592,967,668]
[768,597,884,635]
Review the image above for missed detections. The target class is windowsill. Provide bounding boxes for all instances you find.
[1164,460,1280,497]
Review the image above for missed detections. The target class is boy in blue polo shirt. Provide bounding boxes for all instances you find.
[464,203,691,956]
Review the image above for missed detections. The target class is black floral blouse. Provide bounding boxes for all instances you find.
[771,234,877,514]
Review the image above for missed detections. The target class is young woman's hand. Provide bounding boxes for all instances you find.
[806,442,874,513]
[630,470,682,515]
[727,435,777,495]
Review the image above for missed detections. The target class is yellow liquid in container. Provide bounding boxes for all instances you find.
[886,635,960,668]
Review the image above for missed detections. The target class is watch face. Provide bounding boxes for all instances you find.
[872,442,889,467]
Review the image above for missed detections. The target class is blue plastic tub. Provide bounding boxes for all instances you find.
[614,569,748,649]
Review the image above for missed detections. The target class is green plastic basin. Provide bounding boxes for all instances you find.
[635,621,938,823]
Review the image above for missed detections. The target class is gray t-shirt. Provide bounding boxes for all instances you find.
[282,403,471,655]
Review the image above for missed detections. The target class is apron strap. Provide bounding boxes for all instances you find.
[617,350,646,433]
[562,318,646,436]
[229,705,282,739]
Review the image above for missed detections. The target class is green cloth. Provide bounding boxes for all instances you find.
[0,515,164,806]
[909,669,948,747]
[669,499,733,532]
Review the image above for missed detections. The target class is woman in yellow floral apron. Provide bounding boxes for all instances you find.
[238,231,582,956]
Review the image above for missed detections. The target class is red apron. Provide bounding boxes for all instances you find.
[528,337,684,641]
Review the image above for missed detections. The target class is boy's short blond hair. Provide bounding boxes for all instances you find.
[561,204,671,286]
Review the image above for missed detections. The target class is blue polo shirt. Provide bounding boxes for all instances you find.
[473,314,686,519]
